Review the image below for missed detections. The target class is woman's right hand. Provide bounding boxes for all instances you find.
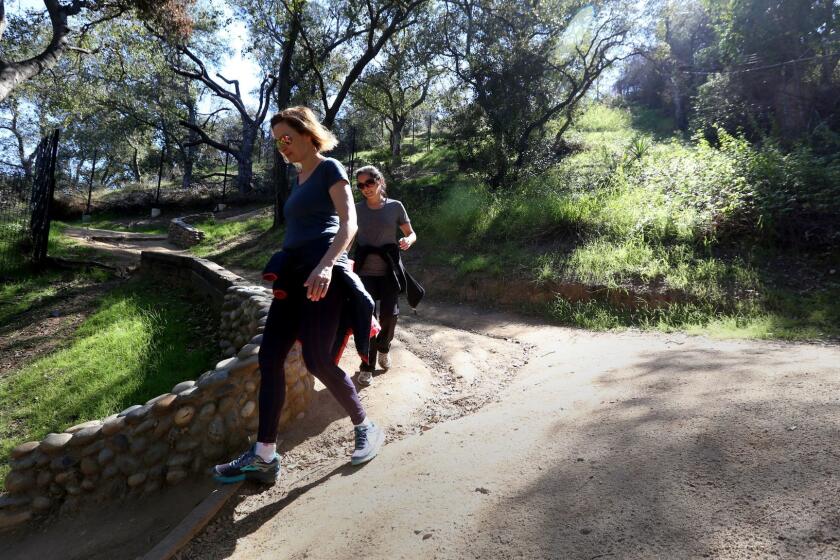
[304,263,333,301]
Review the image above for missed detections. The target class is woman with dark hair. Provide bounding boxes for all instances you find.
[353,165,422,387]
[214,107,384,484]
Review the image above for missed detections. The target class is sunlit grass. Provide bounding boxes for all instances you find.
[407,103,839,340]
[62,211,168,235]
[0,279,217,483]
[189,213,274,258]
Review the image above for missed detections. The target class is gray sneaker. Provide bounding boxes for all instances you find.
[213,444,280,484]
[351,421,385,465]
[357,369,373,386]
[378,352,391,370]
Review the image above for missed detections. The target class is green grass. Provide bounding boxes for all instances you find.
[0,275,60,326]
[62,211,168,235]
[48,222,101,260]
[0,220,30,274]
[189,212,275,258]
[0,268,108,326]
[404,103,840,341]
[0,277,218,482]
[548,284,840,340]
[205,225,283,272]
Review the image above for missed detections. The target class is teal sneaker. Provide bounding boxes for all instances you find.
[351,422,385,465]
[213,445,280,484]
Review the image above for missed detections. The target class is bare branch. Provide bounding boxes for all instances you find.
[256,74,279,123]
[172,45,249,119]
[200,107,230,127]
[179,119,237,155]
[67,45,101,55]
[79,7,125,37]
[216,72,242,99]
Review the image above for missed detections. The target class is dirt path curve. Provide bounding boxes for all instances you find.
[177,303,840,560]
[11,226,840,559]
[60,206,271,268]
[62,226,186,269]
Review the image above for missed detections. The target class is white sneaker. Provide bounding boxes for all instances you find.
[378,352,391,370]
[351,422,385,465]
[357,369,372,386]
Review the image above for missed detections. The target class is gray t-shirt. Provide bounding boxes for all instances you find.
[355,199,410,276]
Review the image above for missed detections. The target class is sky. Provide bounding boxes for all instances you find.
[0,0,262,161]
[9,0,263,108]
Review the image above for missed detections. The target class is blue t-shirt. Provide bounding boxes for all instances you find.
[283,158,349,250]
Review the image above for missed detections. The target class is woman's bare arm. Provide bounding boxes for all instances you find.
[304,180,356,301]
[399,222,416,250]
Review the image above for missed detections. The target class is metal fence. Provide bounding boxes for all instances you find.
[0,130,60,275]
[0,172,30,273]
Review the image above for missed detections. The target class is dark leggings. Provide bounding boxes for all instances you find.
[257,276,366,444]
[360,275,399,370]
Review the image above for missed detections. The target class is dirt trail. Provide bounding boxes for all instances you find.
[176,304,840,560]
[62,226,186,269]
[60,206,272,269]
[6,230,840,559]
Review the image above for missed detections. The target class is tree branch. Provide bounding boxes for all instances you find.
[256,73,279,124]
[179,119,238,155]
[67,45,101,55]
[200,107,230,127]
[171,45,250,119]
[216,72,242,99]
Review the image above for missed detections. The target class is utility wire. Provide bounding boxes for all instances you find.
[679,52,840,75]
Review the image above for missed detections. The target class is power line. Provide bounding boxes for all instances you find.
[679,52,840,75]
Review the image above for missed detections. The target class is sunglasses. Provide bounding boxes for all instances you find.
[274,135,292,149]
[356,178,378,189]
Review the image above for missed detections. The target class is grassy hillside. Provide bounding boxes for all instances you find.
[362,105,839,340]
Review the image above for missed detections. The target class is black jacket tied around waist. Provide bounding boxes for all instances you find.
[262,238,376,362]
[353,243,425,310]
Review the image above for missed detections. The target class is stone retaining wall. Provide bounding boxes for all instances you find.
[219,285,272,357]
[168,212,213,248]
[0,252,314,531]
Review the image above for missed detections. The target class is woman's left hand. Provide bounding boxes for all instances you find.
[304,264,333,301]
[398,237,412,251]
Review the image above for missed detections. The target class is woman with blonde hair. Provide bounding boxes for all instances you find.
[214,107,384,484]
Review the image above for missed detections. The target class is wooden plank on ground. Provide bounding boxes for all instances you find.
[139,481,242,560]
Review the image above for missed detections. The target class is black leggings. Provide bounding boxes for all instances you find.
[360,275,399,370]
[257,275,366,444]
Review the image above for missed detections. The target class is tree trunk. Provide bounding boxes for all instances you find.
[271,14,299,228]
[86,148,98,215]
[155,145,166,206]
[821,0,836,86]
[489,145,508,190]
[236,126,257,193]
[389,118,405,163]
[182,83,198,189]
[671,74,686,130]
[130,146,142,183]
[99,159,113,188]
[72,154,85,190]
[181,144,195,190]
